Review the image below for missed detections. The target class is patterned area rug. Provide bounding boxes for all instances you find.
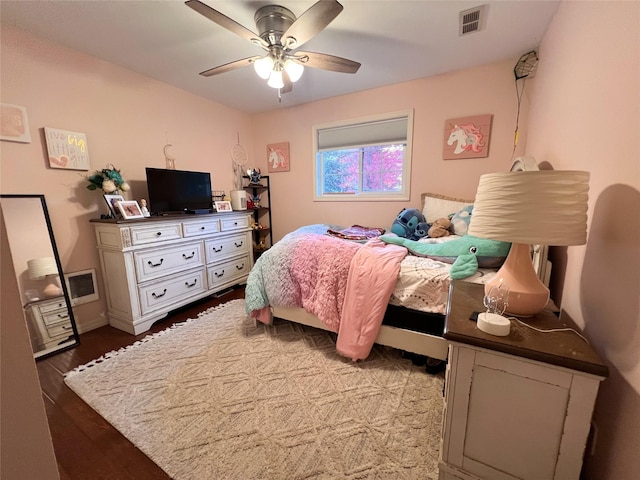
[65,300,443,479]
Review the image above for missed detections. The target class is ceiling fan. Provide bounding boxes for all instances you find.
[185,0,361,92]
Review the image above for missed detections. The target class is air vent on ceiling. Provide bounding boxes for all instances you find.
[459,5,487,36]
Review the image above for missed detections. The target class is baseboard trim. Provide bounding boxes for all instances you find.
[76,316,109,334]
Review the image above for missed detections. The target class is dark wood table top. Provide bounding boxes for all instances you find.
[444,281,608,378]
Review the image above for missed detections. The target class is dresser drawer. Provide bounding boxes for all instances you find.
[205,233,250,264]
[134,241,204,282]
[130,224,182,245]
[220,215,250,232]
[183,219,220,237]
[207,255,250,290]
[138,268,206,315]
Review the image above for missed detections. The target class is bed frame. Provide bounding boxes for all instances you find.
[272,305,450,360]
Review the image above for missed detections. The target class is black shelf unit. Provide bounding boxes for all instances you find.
[243,175,272,259]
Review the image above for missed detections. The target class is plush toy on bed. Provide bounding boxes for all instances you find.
[391,208,427,240]
[380,234,511,279]
[427,218,451,238]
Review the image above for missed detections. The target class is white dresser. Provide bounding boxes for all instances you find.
[92,212,253,335]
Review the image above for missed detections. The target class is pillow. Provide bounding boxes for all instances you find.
[450,204,474,236]
[421,193,474,224]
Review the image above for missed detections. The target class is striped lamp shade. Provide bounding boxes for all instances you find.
[468,171,590,246]
[27,257,59,280]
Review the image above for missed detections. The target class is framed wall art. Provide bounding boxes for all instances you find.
[44,127,91,170]
[266,142,290,172]
[443,114,492,160]
[0,103,31,143]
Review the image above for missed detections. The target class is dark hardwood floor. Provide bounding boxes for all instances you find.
[37,286,245,480]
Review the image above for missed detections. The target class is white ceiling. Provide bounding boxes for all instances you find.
[0,0,560,114]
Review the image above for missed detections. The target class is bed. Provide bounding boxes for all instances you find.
[244,192,547,364]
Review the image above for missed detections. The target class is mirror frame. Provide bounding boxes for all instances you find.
[0,194,80,359]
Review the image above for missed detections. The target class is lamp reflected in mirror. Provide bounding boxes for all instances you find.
[28,256,63,298]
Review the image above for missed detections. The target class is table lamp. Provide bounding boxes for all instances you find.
[468,170,589,316]
[28,256,63,298]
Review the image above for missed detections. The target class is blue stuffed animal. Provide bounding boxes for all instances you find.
[391,208,426,240]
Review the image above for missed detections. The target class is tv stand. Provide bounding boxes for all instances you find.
[91,212,253,335]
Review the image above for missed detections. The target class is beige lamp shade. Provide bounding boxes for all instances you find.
[27,257,59,280]
[27,256,62,298]
[468,170,590,316]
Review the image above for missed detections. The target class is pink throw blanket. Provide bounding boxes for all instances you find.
[245,228,407,360]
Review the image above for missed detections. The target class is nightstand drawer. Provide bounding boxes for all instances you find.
[46,321,75,339]
[38,298,67,313]
[42,309,71,326]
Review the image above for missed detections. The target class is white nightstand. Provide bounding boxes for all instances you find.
[439,281,608,480]
[25,296,74,351]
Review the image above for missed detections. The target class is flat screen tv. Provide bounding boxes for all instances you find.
[145,167,213,215]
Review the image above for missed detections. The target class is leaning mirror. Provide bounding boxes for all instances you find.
[0,194,79,359]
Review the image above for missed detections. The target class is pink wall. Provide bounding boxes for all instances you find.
[252,60,528,241]
[525,2,640,478]
[1,24,254,331]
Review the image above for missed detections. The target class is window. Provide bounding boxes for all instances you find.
[313,110,413,201]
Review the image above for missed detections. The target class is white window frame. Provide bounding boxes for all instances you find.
[313,110,414,201]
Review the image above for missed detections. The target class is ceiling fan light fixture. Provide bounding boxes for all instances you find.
[284,59,304,82]
[267,70,284,89]
[254,56,274,79]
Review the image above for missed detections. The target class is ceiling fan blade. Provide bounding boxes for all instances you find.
[185,0,268,48]
[295,51,360,74]
[199,56,261,77]
[281,0,343,50]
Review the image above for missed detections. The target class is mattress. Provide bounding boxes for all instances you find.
[387,235,496,314]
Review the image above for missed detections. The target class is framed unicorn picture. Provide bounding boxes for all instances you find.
[266,142,290,172]
[443,114,493,160]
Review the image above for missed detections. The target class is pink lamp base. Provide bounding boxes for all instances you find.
[484,243,549,317]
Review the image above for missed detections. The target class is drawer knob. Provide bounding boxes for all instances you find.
[213,246,223,253]
[200,226,205,230]
[57,313,69,319]
[183,252,196,260]
[234,241,244,248]
[235,263,245,270]
[185,279,198,288]
[151,289,167,299]
[214,270,225,278]
[234,222,238,226]
[148,258,164,267]
[156,232,162,236]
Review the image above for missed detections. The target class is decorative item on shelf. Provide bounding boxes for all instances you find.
[27,257,62,298]
[140,199,151,217]
[103,194,125,219]
[247,199,255,209]
[86,164,130,194]
[468,168,589,316]
[117,200,145,220]
[251,194,262,208]
[247,168,261,184]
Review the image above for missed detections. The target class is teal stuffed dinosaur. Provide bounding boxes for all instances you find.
[380,235,511,279]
